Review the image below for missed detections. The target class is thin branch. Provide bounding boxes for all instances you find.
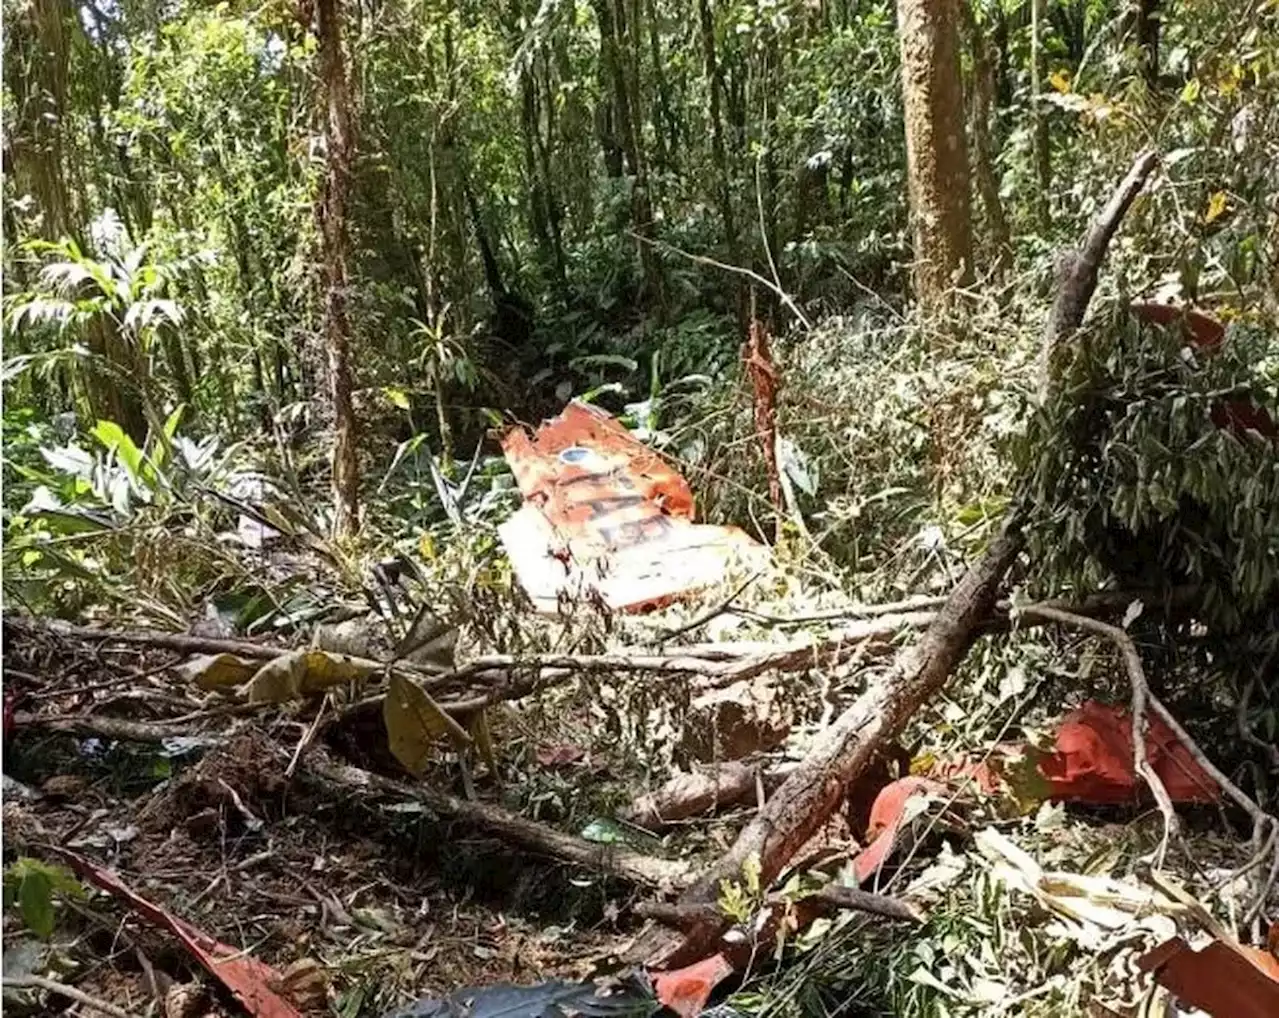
[626,230,812,329]
[2,975,141,1018]
[306,753,691,890]
[1017,603,1179,861]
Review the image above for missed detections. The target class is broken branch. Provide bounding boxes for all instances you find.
[305,753,691,890]
[1016,604,1180,858]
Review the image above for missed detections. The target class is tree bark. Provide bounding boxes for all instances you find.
[962,2,1012,278]
[1030,0,1052,229]
[315,0,361,537]
[896,0,975,313]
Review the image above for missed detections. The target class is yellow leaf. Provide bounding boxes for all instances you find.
[246,648,378,703]
[176,653,260,691]
[909,752,937,776]
[467,709,499,777]
[1204,191,1228,224]
[384,386,411,410]
[1181,78,1201,104]
[383,672,472,776]
[418,531,436,560]
[1048,69,1072,94]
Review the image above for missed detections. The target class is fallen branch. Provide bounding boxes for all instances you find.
[305,752,691,890]
[626,151,1159,970]
[10,711,205,744]
[635,882,922,929]
[622,763,795,829]
[1017,604,1180,860]
[629,519,1026,969]
[1,974,141,1018]
[1038,148,1159,394]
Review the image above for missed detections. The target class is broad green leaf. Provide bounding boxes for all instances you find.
[383,672,472,776]
[17,870,54,938]
[92,420,145,485]
[176,653,261,691]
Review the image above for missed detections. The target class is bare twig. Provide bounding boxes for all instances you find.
[1017,603,1179,860]
[656,571,764,643]
[1,974,141,1018]
[285,695,330,778]
[626,230,813,330]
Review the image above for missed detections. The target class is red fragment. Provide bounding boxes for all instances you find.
[651,953,734,1018]
[1040,701,1219,805]
[1139,935,1279,1018]
[45,847,304,1018]
[1129,301,1277,443]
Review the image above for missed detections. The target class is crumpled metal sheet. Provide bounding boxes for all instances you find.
[1138,934,1279,1018]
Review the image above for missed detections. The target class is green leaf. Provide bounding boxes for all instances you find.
[91,420,146,485]
[17,870,54,938]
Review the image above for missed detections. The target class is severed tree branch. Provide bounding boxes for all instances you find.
[1,975,140,1018]
[1037,149,1159,396]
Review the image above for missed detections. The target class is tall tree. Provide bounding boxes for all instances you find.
[1029,0,1051,229]
[963,1,1012,277]
[896,0,975,312]
[314,0,361,536]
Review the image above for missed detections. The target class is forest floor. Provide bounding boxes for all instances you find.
[4,542,1275,1018]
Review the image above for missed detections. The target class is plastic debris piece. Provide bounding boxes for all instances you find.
[381,977,656,1018]
[651,954,735,1018]
[1138,934,1279,1018]
[43,847,304,1018]
[499,401,766,614]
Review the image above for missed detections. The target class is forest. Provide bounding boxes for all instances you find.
[2,0,1278,1015]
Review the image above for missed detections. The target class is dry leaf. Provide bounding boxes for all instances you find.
[1204,190,1228,224]
[383,672,472,776]
[246,649,378,704]
[177,653,260,692]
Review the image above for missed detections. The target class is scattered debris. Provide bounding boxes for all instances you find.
[42,847,306,1018]
[498,401,766,613]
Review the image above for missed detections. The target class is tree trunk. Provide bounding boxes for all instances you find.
[962,2,1012,277]
[896,0,975,313]
[1030,0,1051,229]
[1130,0,1161,88]
[595,0,660,300]
[698,0,736,252]
[315,0,361,537]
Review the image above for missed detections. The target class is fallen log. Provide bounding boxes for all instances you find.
[627,149,1161,970]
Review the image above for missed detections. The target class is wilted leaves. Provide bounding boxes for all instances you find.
[177,653,260,691]
[177,648,379,701]
[383,672,471,777]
